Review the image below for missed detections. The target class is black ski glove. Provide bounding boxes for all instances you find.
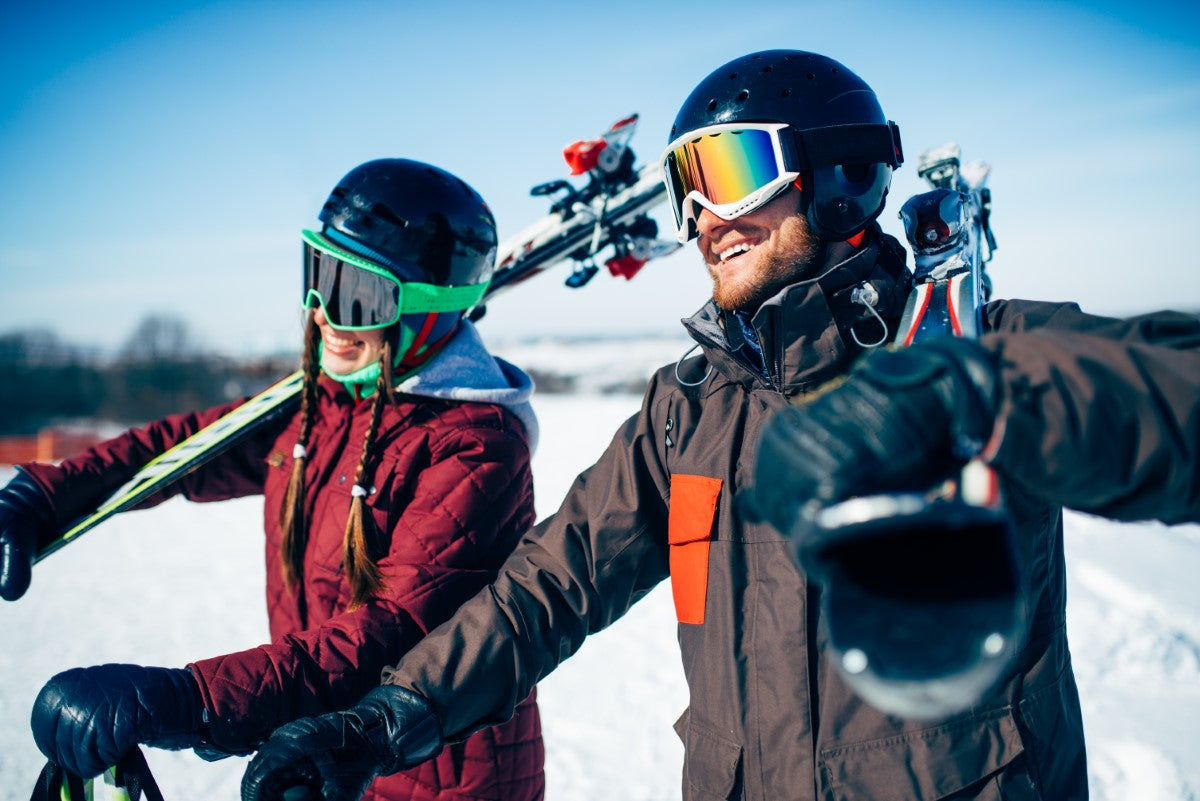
[0,471,55,601]
[31,664,208,778]
[240,685,443,801]
[746,336,1001,542]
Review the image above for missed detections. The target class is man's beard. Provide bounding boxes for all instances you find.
[710,222,824,312]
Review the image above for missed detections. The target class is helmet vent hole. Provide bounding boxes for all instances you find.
[780,88,791,98]
[707,99,718,112]
[371,203,408,229]
[728,72,738,80]
[735,89,750,103]
[806,72,815,80]
[762,65,772,73]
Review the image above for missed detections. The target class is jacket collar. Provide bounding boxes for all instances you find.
[314,321,540,451]
[682,228,911,395]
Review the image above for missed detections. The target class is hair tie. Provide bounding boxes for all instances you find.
[351,484,369,498]
[293,444,308,459]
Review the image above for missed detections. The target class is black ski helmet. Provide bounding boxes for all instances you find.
[318,158,498,287]
[668,50,903,241]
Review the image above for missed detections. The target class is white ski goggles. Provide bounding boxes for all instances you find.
[659,122,799,242]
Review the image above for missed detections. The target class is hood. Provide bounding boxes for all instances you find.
[682,228,911,395]
[397,320,539,452]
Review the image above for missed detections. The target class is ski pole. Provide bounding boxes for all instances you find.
[30,747,165,801]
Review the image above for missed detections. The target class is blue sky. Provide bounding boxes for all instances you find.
[2,0,1197,356]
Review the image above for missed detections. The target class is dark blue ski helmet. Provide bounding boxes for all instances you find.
[668,50,903,241]
[318,158,498,288]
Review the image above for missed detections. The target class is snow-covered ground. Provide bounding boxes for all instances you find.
[1,387,1198,800]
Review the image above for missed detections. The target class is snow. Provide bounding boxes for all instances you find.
[490,334,695,395]
[2,388,1199,800]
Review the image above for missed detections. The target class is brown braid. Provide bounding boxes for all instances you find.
[343,339,392,607]
[278,313,322,592]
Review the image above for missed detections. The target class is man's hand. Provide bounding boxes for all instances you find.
[0,472,55,601]
[240,685,443,801]
[746,336,1001,544]
[31,664,207,778]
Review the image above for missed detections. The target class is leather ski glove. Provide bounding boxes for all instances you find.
[746,336,1001,542]
[31,664,208,778]
[240,685,443,801]
[0,471,55,601]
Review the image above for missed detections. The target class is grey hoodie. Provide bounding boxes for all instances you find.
[397,320,539,453]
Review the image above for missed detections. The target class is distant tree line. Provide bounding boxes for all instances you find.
[0,315,295,436]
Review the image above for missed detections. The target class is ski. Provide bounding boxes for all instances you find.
[35,114,675,563]
[895,142,996,345]
[37,370,306,562]
[484,113,676,299]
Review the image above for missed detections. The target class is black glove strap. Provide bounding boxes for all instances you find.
[113,748,166,801]
[30,761,86,801]
[29,748,165,801]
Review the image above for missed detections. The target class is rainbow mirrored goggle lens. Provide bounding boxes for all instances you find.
[301,229,490,331]
[660,123,798,241]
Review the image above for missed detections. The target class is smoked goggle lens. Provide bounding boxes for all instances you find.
[661,124,794,231]
[302,231,401,331]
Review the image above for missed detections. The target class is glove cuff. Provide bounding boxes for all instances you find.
[1,470,56,527]
[355,685,443,775]
[150,667,208,749]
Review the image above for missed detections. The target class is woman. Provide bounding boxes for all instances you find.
[5,159,544,800]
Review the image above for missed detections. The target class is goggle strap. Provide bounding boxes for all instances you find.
[400,281,489,313]
[791,122,904,170]
[399,308,440,365]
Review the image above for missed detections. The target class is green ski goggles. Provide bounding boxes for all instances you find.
[301,229,489,331]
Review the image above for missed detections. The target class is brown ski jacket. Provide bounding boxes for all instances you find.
[384,232,1200,801]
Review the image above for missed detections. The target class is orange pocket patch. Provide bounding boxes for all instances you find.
[668,474,723,625]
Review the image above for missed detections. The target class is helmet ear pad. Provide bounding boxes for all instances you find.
[803,162,893,241]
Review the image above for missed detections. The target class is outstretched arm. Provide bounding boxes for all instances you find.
[5,397,281,601]
[19,396,279,535]
[982,302,1200,522]
[749,302,1200,537]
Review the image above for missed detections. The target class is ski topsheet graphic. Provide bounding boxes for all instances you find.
[36,114,676,563]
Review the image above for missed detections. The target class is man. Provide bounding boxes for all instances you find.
[240,51,1200,801]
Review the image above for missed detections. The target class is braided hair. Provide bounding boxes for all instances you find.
[278,312,322,591]
[341,339,395,607]
[277,315,401,607]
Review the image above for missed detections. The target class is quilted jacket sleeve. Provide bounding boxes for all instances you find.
[982,300,1200,522]
[382,377,673,742]
[18,396,279,546]
[188,410,537,751]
